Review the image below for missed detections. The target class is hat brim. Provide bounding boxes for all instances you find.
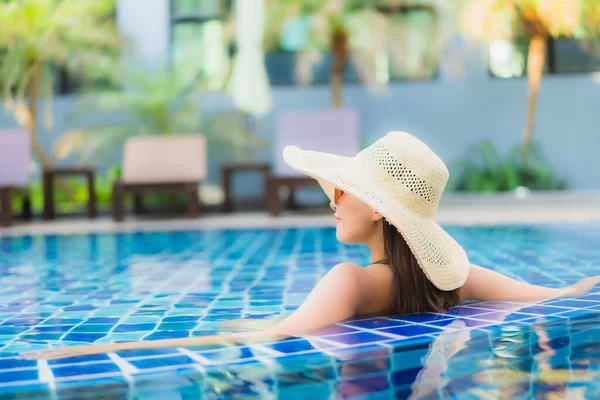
[283,145,469,291]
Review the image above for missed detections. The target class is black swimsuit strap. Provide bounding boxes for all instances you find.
[370,259,388,265]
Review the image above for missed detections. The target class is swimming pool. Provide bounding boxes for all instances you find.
[0,224,599,398]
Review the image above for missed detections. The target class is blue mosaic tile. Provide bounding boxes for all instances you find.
[64,305,97,312]
[265,338,335,354]
[578,294,600,301]
[41,318,85,325]
[197,346,261,363]
[116,348,181,359]
[71,324,113,333]
[545,299,600,309]
[128,355,197,370]
[144,331,189,340]
[470,310,536,322]
[158,322,198,331]
[378,324,442,337]
[113,323,157,332]
[427,317,493,329]
[0,358,37,370]
[513,305,574,315]
[0,327,30,335]
[322,331,396,346]
[21,333,64,341]
[0,224,599,398]
[390,312,454,323]
[344,317,409,330]
[51,362,122,378]
[48,354,111,365]
[324,343,389,361]
[0,369,39,383]
[441,306,496,318]
[391,366,426,388]
[162,316,200,323]
[309,324,359,336]
[339,374,390,397]
[62,333,106,343]
[2,319,46,328]
[31,325,75,333]
[86,317,120,324]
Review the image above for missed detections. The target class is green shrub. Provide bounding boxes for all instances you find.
[447,140,566,193]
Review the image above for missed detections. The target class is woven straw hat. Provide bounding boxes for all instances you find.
[283,131,470,291]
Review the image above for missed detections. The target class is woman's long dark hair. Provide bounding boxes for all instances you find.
[382,219,460,315]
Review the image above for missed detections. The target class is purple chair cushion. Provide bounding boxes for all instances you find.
[274,109,360,176]
[0,130,30,187]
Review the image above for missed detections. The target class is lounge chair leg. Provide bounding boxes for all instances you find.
[42,171,55,220]
[186,184,200,218]
[287,187,300,210]
[267,178,281,217]
[221,166,233,213]
[0,187,13,227]
[21,194,32,220]
[112,184,125,222]
[133,194,145,215]
[87,172,97,219]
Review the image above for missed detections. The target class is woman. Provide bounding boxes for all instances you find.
[22,132,599,360]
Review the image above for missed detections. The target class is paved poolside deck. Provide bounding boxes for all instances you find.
[1,190,599,237]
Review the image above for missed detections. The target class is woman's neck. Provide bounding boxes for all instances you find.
[365,229,386,264]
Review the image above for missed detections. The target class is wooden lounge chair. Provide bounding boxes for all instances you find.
[267,109,360,216]
[0,130,31,227]
[112,135,207,221]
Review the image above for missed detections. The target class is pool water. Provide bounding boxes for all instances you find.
[0,224,599,399]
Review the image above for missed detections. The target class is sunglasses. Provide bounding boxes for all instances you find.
[334,188,345,205]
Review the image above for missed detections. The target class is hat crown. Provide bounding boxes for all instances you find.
[358,132,449,217]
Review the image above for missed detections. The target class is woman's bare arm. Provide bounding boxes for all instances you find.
[25,262,595,361]
[461,264,599,302]
[21,263,373,360]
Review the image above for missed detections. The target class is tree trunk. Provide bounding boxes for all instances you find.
[522,33,547,161]
[27,64,53,167]
[27,64,74,198]
[330,29,348,109]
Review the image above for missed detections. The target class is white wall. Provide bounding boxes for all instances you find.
[116,0,170,69]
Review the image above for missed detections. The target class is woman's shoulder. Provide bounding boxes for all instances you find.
[331,262,392,282]
[458,264,477,301]
[333,262,363,269]
[328,262,365,275]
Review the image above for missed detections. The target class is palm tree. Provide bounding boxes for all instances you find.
[54,66,269,164]
[263,0,459,108]
[0,0,121,167]
[460,0,600,160]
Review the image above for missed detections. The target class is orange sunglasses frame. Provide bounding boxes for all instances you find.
[334,188,344,204]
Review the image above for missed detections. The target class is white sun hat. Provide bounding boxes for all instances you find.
[283,131,470,291]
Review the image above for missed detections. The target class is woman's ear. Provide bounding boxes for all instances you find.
[372,210,384,222]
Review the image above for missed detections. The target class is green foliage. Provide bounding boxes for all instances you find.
[460,0,600,43]
[6,164,193,215]
[263,0,459,84]
[55,66,270,164]
[11,166,119,214]
[0,0,122,125]
[202,109,272,161]
[447,140,567,193]
[459,1,600,163]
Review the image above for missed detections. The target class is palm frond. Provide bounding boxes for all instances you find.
[0,0,122,166]
[262,0,459,89]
